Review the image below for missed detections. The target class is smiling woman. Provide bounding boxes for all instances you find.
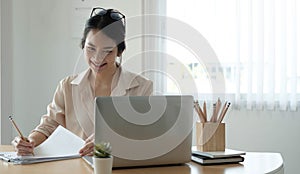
[79,8,128,97]
[0,0,148,145]
[10,7,153,157]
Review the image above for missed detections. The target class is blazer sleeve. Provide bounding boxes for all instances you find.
[32,79,67,137]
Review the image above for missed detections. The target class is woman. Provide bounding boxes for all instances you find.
[12,7,153,156]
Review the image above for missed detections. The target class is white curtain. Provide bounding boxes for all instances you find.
[165,0,299,111]
[235,0,299,111]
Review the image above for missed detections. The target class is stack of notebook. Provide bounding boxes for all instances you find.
[191,147,246,165]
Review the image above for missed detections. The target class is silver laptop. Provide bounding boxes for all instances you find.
[94,95,194,168]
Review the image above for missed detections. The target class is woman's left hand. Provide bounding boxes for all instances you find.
[79,134,94,156]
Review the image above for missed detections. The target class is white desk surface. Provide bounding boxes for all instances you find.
[0,145,284,174]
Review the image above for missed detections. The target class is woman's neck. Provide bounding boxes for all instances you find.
[89,68,120,97]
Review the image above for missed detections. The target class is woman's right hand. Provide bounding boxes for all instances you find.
[11,137,35,156]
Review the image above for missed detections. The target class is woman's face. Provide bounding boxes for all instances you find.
[84,29,119,75]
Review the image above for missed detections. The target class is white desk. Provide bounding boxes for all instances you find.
[0,145,284,174]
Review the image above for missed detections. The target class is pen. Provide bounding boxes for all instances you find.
[0,154,11,162]
[8,116,34,156]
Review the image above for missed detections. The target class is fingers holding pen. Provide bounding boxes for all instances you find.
[12,136,35,156]
[12,136,32,148]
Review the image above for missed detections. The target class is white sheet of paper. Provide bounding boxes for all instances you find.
[32,125,85,158]
[0,125,85,163]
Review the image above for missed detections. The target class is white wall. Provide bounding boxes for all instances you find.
[0,0,2,145]
[11,0,81,137]
[225,109,300,174]
[1,0,299,173]
[1,0,13,145]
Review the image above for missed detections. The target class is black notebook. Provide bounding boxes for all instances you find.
[191,147,246,165]
[192,147,246,158]
[192,154,244,165]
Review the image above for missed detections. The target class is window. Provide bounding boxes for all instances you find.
[161,0,300,111]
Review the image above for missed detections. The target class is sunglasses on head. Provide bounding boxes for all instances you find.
[90,7,125,25]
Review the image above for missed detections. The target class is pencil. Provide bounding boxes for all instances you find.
[214,98,222,122]
[217,101,228,122]
[9,116,35,156]
[210,103,216,122]
[9,116,25,139]
[203,101,207,122]
[218,102,231,123]
[194,101,206,123]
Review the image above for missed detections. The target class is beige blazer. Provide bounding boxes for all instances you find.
[33,67,153,140]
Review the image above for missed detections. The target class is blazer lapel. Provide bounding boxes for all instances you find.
[112,68,139,96]
[71,69,95,137]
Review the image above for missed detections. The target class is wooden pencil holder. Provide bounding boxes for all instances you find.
[196,122,225,152]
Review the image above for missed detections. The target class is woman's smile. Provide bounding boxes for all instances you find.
[91,60,108,71]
